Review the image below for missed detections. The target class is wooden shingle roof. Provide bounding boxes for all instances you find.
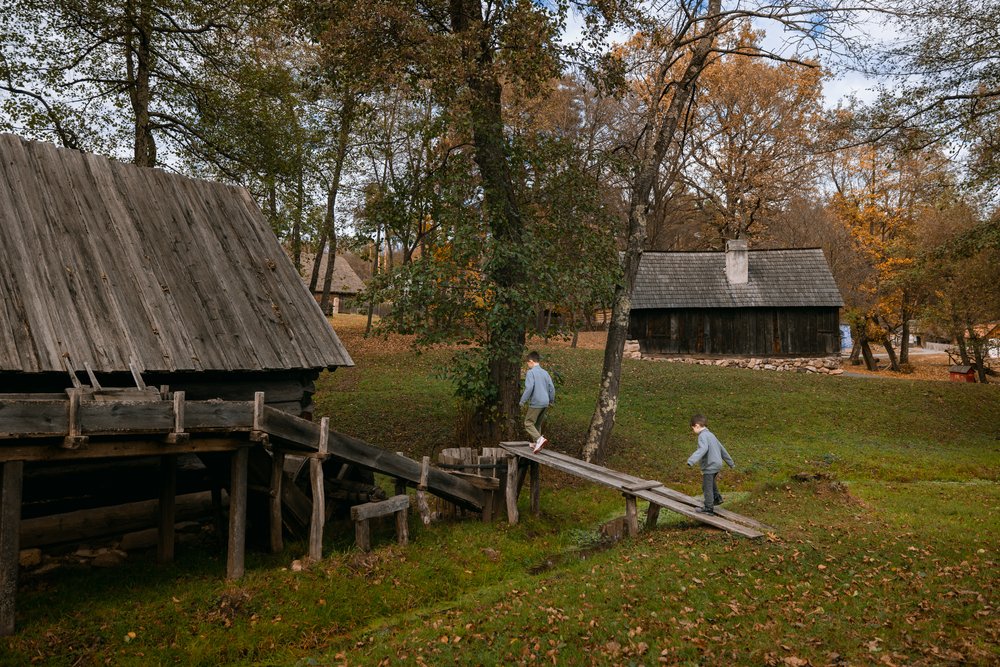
[299,252,366,295]
[0,134,353,374]
[633,249,844,309]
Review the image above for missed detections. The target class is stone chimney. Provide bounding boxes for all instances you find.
[725,239,748,284]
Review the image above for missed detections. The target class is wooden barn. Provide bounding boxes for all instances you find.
[629,240,844,357]
[0,133,353,407]
[0,135,486,636]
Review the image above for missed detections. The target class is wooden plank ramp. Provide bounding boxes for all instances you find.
[499,442,769,539]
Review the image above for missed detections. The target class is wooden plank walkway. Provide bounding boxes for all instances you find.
[500,442,769,539]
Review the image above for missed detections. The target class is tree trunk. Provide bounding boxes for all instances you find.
[309,231,327,292]
[860,338,878,371]
[125,0,156,167]
[899,301,910,365]
[967,323,988,383]
[583,0,723,462]
[451,0,529,441]
[292,165,303,271]
[319,96,356,314]
[882,339,900,372]
[365,226,381,337]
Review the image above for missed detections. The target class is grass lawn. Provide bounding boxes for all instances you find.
[3,315,998,666]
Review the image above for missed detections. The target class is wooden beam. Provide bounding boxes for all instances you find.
[226,447,248,580]
[308,457,324,562]
[349,494,410,521]
[0,436,248,463]
[20,492,216,548]
[269,451,284,554]
[157,455,177,563]
[1,461,24,636]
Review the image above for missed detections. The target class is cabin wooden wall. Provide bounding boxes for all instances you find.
[629,307,839,357]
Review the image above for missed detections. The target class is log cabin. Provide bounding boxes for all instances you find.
[629,240,844,357]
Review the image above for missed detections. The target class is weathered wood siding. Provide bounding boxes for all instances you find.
[629,307,840,357]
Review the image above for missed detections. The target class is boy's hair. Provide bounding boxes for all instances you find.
[527,351,541,363]
[689,414,707,427]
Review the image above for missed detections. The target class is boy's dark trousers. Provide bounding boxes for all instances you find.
[702,473,723,511]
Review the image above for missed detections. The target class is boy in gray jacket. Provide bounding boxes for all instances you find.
[687,414,735,515]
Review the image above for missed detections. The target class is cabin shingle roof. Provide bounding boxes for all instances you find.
[633,249,844,309]
[0,134,353,374]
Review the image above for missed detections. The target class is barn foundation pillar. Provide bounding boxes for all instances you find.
[1,460,24,636]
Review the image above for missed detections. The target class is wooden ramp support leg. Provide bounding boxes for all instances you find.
[227,447,248,580]
[158,455,177,564]
[309,417,329,562]
[645,503,661,531]
[1,461,24,637]
[529,461,540,516]
[624,495,639,537]
[506,454,520,525]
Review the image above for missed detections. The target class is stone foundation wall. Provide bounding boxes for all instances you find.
[624,340,844,375]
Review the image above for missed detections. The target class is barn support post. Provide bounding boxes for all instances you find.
[269,450,284,554]
[1,460,24,636]
[157,454,177,564]
[226,447,249,580]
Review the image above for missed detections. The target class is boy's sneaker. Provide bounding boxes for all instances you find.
[695,507,718,516]
[532,437,547,453]
[715,497,724,505]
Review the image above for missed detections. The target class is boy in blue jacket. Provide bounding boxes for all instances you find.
[520,351,555,453]
[687,414,735,515]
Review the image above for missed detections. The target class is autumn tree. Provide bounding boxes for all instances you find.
[581,0,860,462]
[683,25,824,246]
[824,114,956,370]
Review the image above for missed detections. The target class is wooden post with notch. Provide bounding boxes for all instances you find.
[415,456,431,525]
[62,388,88,449]
[251,392,268,444]
[1,461,24,636]
[158,455,177,563]
[166,391,189,444]
[308,417,329,562]
[226,447,248,580]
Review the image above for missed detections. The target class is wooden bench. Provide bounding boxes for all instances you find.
[350,494,410,552]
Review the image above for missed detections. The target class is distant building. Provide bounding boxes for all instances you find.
[299,251,367,314]
[629,240,844,357]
